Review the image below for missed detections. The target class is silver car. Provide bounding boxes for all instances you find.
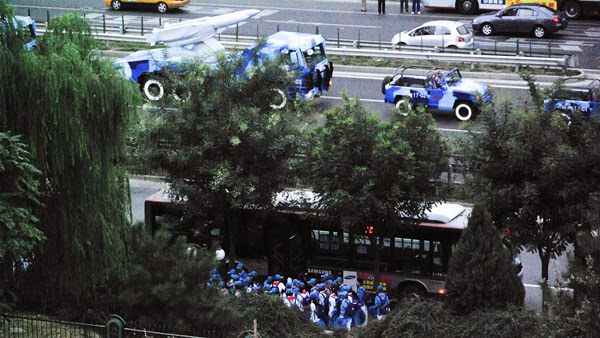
[391,20,474,49]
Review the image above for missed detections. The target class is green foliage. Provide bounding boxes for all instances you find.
[445,204,524,314]
[459,73,600,281]
[304,95,448,255]
[140,45,307,261]
[0,5,141,306]
[352,299,558,338]
[0,132,46,313]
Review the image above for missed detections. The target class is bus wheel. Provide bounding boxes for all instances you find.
[142,76,166,102]
[398,284,426,300]
[458,0,477,15]
[563,0,582,19]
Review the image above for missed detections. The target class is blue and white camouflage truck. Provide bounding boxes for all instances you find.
[382,67,490,121]
[544,82,600,121]
[114,10,333,107]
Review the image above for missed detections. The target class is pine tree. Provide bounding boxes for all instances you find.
[445,204,525,314]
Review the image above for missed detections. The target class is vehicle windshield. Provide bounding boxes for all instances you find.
[445,69,462,86]
[302,43,326,68]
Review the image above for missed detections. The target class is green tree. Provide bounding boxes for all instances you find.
[305,97,448,289]
[459,74,600,284]
[0,5,140,306]
[142,45,306,269]
[0,132,46,313]
[445,204,524,314]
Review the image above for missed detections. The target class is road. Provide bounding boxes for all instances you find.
[9,0,600,68]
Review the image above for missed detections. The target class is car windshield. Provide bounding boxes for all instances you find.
[445,69,462,86]
[303,43,326,68]
[456,25,469,35]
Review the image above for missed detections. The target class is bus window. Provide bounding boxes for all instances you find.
[355,235,370,254]
[433,241,442,267]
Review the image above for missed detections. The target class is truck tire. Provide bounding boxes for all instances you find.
[395,96,412,111]
[269,89,287,110]
[454,102,473,121]
[142,75,166,102]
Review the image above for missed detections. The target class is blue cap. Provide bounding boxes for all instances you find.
[236,263,243,270]
[231,274,239,279]
[377,285,383,292]
[299,282,305,288]
[248,271,257,277]
[286,282,293,288]
[269,287,278,294]
[338,291,347,297]
[275,274,284,280]
[335,277,342,283]
[227,269,236,275]
[321,274,331,279]
[286,289,293,295]
[266,276,273,282]
[318,283,325,289]
[307,278,316,284]
[292,279,299,284]
[207,282,211,287]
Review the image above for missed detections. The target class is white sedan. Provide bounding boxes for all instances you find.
[391,20,474,49]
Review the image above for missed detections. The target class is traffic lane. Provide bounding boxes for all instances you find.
[129,177,166,224]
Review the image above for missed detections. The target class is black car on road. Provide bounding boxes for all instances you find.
[472,4,568,39]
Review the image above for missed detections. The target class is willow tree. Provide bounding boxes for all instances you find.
[0,4,140,305]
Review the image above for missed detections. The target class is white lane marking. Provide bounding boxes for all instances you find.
[321,95,380,103]
[523,283,574,292]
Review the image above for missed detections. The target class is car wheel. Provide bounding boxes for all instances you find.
[481,23,493,36]
[533,26,546,39]
[382,75,392,95]
[142,76,166,102]
[395,96,412,111]
[172,84,191,102]
[157,2,168,13]
[562,0,582,19]
[398,283,426,300]
[111,0,122,11]
[454,102,473,121]
[458,0,477,15]
[269,88,287,110]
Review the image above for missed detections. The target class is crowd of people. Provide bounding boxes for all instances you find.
[207,264,391,331]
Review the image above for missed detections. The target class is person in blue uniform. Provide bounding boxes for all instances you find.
[369,285,390,320]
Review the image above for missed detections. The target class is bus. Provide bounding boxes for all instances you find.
[144,188,483,297]
[422,0,563,15]
[555,0,600,19]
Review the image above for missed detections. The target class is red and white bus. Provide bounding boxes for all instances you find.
[145,188,481,296]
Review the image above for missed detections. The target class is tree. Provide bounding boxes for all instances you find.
[304,97,448,289]
[0,5,140,306]
[445,203,524,314]
[142,44,306,269]
[0,132,46,312]
[459,73,600,284]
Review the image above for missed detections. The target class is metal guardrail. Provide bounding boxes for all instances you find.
[36,23,572,71]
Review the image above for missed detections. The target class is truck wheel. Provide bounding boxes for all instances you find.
[382,76,392,95]
[142,76,166,102]
[157,2,168,13]
[395,96,412,111]
[454,102,473,121]
[111,0,122,11]
[269,89,287,110]
[172,84,190,102]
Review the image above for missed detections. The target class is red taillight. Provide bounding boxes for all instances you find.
[457,36,465,42]
[439,289,446,295]
[553,16,560,23]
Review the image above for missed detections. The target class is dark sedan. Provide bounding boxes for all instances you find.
[472,4,568,39]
